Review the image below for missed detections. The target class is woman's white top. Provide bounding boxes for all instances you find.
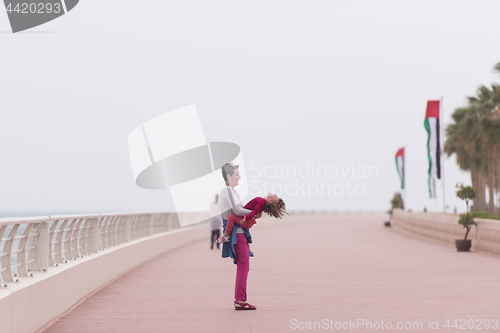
[218,185,251,221]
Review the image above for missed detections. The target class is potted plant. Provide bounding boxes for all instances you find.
[455,183,477,251]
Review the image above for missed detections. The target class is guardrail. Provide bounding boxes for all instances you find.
[475,218,500,256]
[391,208,500,256]
[0,212,193,287]
[0,211,212,333]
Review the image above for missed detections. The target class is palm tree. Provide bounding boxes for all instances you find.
[445,106,485,210]
[445,62,500,214]
[495,62,500,75]
[469,84,500,214]
[494,63,500,214]
[488,84,500,215]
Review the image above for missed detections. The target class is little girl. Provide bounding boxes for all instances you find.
[216,193,287,243]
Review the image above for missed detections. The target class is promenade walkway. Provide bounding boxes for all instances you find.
[42,215,500,333]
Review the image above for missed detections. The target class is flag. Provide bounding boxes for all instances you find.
[395,147,405,189]
[424,100,441,198]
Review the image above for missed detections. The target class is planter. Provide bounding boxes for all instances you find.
[455,239,471,252]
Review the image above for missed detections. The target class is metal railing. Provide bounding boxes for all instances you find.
[0,212,192,286]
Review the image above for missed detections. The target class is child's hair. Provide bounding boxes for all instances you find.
[263,198,288,219]
[221,163,239,182]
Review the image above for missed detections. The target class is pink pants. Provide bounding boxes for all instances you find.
[234,233,250,301]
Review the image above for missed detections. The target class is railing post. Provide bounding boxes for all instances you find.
[125,214,131,242]
[1,224,19,282]
[38,222,49,272]
[91,217,100,253]
[148,215,154,236]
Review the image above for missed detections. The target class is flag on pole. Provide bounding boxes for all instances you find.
[424,100,441,198]
[395,147,405,189]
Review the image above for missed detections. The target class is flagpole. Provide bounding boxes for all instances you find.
[441,95,445,213]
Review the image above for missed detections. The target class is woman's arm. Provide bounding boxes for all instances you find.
[225,187,251,216]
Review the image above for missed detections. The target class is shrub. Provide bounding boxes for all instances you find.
[458,211,500,226]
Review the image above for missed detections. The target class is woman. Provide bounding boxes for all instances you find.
[218,162,259,310]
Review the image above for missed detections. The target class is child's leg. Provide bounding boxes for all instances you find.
[235,217,256,229]
[225,215,241,235]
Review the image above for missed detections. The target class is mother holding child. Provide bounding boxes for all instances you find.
[217,163,287,310]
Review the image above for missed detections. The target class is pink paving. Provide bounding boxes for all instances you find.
[42,216,500,333]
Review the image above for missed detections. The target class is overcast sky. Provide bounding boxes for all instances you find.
[1,0,499,216]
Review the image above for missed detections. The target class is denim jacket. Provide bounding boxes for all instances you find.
[221,219,253,264]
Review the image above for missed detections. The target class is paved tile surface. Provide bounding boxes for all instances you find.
[43,216,500,333]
